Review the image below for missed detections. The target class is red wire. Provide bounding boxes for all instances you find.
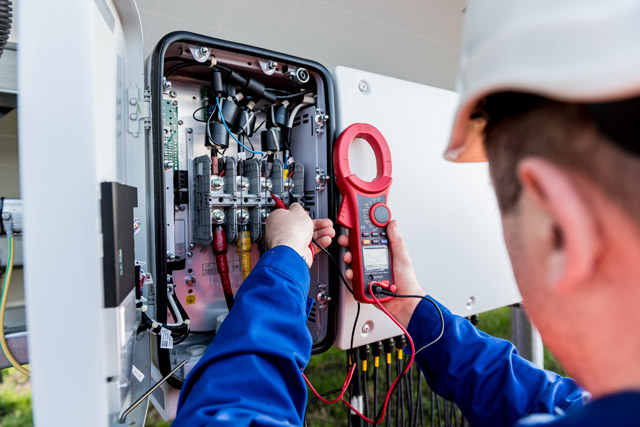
[302,363,357,404]
[303,282,415,424]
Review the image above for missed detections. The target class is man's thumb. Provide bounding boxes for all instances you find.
[387,220,411,265]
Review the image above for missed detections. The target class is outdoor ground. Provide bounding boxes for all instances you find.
[0,307,566,426]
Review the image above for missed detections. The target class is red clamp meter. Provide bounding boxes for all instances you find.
[334,123,395,304]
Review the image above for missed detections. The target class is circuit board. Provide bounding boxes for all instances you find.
[163,99,179,171]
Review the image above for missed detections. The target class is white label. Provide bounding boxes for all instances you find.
[160,327,173,349]
[131,365,145,382]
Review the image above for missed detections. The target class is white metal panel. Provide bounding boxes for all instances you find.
[332,66,519,349]
[18,0,148,425]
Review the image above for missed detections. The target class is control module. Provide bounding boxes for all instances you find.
[148,32,337,389]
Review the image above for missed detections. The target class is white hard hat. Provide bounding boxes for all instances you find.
[445,0,640,162]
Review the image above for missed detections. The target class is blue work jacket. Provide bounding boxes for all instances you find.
[174,246,639,426]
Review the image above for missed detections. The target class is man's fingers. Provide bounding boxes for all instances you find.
[345,268,353,280]
[288,202,304,213]
[342,251,352,264]
[314,227,335,240]
[387,220,411,265]
[313,218,333,230]
[312,236,332,252]
[337,235,349,248]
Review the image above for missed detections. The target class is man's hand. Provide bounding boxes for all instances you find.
[266,203,335,268]
[338,220,424,327]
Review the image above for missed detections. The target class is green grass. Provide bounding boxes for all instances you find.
[0,308,567,426]
[0,367,33,426]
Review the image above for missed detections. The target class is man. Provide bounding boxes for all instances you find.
[174,0,640,425]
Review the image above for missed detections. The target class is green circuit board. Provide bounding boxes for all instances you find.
[163,99,179,171]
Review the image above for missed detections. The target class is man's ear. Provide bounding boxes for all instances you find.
[517,158,600,293]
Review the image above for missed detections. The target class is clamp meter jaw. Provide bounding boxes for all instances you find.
[334,124,395,304]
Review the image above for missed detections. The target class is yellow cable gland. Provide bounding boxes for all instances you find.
[374,356,380,368]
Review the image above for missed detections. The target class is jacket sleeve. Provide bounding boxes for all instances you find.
[173,245,313,427]
[408,297,588,427]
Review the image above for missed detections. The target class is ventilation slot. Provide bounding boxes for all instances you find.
[303,191,316,207]
[308,305,317,323]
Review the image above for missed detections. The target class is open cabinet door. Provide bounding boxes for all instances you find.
[18,0,152,426]
[331,66,520,349]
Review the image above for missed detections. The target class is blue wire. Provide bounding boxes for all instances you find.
[215,97,264,157]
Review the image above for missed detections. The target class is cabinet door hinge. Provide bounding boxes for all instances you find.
[128,85,151,137]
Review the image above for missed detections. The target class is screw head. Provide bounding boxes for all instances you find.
[361,324,370,334]
[169,90,178,98]
[185,276,196,286]
[129,98,137,106]
[189,243,195,249]
[187,128,193,134]
[187,251,193,257]
[268,61,278,69]
[130,113,138,120]
[172,100,178,106]
[178,120,184,125]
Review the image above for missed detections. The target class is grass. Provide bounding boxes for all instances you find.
[0,367,33,427]
[0,307,567,426]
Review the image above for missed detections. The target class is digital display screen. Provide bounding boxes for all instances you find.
[363,247,389,270]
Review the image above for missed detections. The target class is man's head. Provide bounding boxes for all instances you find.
[447,0,640,396]
[477,93,640,396]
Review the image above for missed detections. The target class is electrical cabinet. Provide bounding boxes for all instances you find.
[17,1,520,425]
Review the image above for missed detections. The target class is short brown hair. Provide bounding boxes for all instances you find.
[481,93,640,216]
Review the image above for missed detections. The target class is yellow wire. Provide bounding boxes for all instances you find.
[0,237,29,376]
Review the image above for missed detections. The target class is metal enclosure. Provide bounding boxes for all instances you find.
[332,66,520,349]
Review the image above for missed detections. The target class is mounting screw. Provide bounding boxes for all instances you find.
[129,113,138,120]
[129,98,137,106]
[179,205,186,211]
[185,276,196,286]
[361,324,370,334]
[163,80,172,90]
[169,90,177,98]
[199,46,209,56]
[178,120,184,125]
[166,252,176,261]
[268,61,278,70]
[188,243,195,249]
[187,128,193,134]
[187,251,193,257]
[358,80,368,92]
[172,100,178,106]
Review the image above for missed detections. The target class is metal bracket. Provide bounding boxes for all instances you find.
[315,167,330,192]
[314,107,329,135]
[127,85,151,137]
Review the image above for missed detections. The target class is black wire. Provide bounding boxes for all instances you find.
[408,362,414,425]
[386,359,392,427]
[192,106,209,122]
[164,61,209,78]
[362,367,369,425]
[303,387,342,427]
[310,238,354,295]
[269,89,314,100]
[373,364,379,427]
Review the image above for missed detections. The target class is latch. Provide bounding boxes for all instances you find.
[128,84,151,138]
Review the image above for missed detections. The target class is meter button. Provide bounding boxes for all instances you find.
[372,239,380,244]
[362,239,371,245]
[381,239,388,245]
[361,232,370,237]
[371,232,379,237]
[370,203,391,227]
[381,232,387,237]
